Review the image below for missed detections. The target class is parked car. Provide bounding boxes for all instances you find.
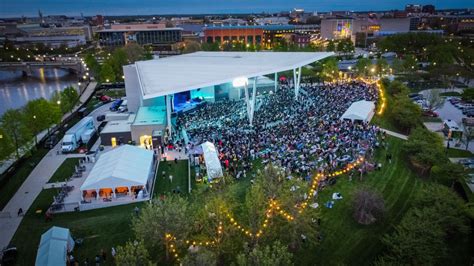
[422,110,439,117]
[96,114,106,122]
[98,95,112,103]
[466,111,474,118]
[109,99,123,112]
[458,158,474,166]
[409,93,422,99]
[43,132,60,149]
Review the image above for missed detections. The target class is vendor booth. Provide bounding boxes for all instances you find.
[80,145,154,201]
[340,100,375,123]
[201,141,223,181]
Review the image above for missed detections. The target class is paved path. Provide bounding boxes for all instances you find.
[380,128,408,140]
[0,136,86,249]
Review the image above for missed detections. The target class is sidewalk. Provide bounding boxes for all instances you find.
[380,128,408,140]
[0,140,85,248]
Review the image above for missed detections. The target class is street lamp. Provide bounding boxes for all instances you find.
[57,100,61,105]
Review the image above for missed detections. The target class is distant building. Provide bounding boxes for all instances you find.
[405,4,422,13]
[97,24,182,49]
[422,5,436,14]
[255,17,290,25]
[90,15,104,26]
[203,25,299,48]
[292,34,310,47]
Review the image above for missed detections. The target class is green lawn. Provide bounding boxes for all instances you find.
[447,148,473,158]
[0,148,49,210]
[295,137,422,265]
[154,160,191,196]
[48,158,81,183]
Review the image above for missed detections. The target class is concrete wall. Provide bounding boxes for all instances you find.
[124,65,141,113]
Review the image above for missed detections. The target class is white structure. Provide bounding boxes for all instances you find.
[124,51,334,130]
[35,226,74,266]
[340,100,375,122]
[80,145,154,200]
[201,141,223,180]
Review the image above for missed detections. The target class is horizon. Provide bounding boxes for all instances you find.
[1,0,473,18]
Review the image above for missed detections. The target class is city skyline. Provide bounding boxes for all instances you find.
[1,0,473,18]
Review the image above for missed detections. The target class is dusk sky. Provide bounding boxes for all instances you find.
[1,0,473,17]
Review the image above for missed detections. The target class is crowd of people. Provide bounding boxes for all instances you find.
[175,81,380,179]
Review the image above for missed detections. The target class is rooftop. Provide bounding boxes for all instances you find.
[134,51,333,99]
[133,106,167,126]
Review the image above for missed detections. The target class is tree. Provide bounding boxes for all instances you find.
[99,62,116,83]
[110,48,128,80]
[378,207,447,265]
[424,90,444,111]
[430,161,466,187]
[60,87,79,114]
[0,126,15,161]
[24,99,57,145]
[354,58,372,77]
[182,248,217,266]
[403,127,445,173]
[84,53,100,76]
[377,184,469,265]
[326,40,336,52]
[132,194,190,261]
[352,188,385,225]
[1,109,32,159]
[391,57,404,74]
[319,57,339,81]
[385,80,409,96]
[236,241,293,266]
[124,43,146,63]
[389,95,421,132]
[461,88,474,102]
[115,240,152,265]
[375,58,390,75]
[182,41,202,54]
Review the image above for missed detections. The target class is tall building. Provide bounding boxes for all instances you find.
[97,24,182,48]
[405,4,422,13]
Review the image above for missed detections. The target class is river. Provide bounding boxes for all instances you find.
[0,68,80,116]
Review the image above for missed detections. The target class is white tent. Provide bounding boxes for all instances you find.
[340,100,375,122]
[35,226,74,266]
[80,145,154,199]
[201,141,223,180]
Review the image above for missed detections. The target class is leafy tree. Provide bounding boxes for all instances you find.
[110,48,128,80]
[375,58,390,75]
[99,62,116,83]
[389,95,421,132]
[424,90,444,111]
[378,207,447,265]
[1,109,32,159]
[132,194,190,261]
[403,127,445,171]
[385,80,409,96]
[115,240,152,265]
[24,99,58,144]
[201,42,220,51]
[430,161,466,187]
[377,184,469,265]
[354,58,372,77]
[391,57,404,74]
[319,57,339,81]
[182,248,217,266]
[352,188,385,225]
[84,53,100,76]
[236,241,293,266]
[182,41,202,54]
[0,126,15,160]
[124,43,146,63]
[336,39,354,53]
[326,40,336,52]
[402,54,418,71]
[461,88,474,102]
[58,87,80,114]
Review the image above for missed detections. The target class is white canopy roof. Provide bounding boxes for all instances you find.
[134,51,334,99]
[35,226,74,266]
[340,100,376,122]
[201,141,223,180]
[80,145,154,191]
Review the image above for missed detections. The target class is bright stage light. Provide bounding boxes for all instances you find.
[232,77,248,87]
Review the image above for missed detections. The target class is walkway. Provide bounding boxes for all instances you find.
[0,140,85,248]
[380,128,408,140]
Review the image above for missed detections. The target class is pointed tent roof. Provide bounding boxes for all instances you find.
[80,145,154,191]
[35,226,74,266]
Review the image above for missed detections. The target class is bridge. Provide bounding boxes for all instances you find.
[0,61,84,76]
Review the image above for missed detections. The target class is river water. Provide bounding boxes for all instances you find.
[0,68,80,116]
